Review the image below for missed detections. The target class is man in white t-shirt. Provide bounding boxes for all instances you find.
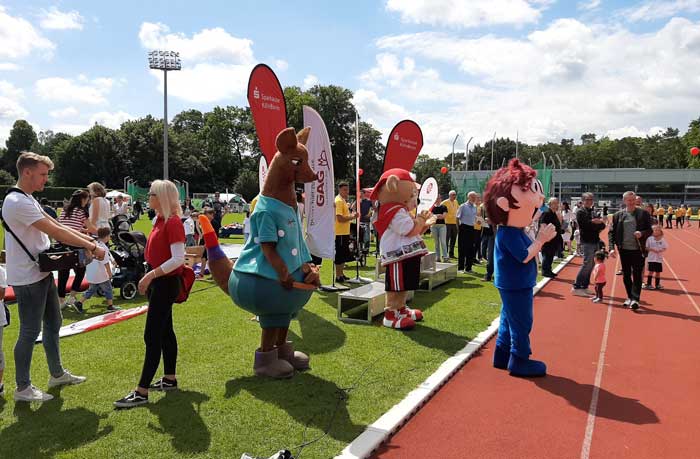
[113,195,129,217]
[1,152,106,403]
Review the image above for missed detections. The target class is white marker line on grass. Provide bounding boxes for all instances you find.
[580,259,619,459]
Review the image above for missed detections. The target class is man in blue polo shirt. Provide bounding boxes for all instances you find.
[456,191,478,273]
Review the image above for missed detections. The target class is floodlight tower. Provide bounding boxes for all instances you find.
[148,50,181,180]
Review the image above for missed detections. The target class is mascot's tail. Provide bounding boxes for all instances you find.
[198,215,233,292]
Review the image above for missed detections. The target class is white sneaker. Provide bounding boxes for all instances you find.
[592,298,601,303]
[48,370,86,388]
[623,299,632,307]
[14,385,54,402]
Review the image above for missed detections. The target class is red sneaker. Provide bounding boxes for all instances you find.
[399,306,423,321]
[383,309,416,330]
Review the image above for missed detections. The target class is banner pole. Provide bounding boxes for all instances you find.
[349,110,371,284]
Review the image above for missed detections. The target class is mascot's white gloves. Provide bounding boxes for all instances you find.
[523,223,557,264]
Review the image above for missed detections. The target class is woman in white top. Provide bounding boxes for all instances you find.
[87,182,111,234]
[561,202,574,253]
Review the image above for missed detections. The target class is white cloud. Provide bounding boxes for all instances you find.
[578,0,602,10]
[149,63,252,104]
[0,80,27,120]
[50,122,90,136]
[385,0,548,29]
[139,22,255,64]
[621,0,700,22]
[89,111,133,129]
[274,59,288,71]
[0,6,54,60]
[139,22,257,103]
[0,63,20,71]
[357,17,700,156]
[302,74,319,90]
[35,76,116,105]
[49,106,79,118]
[606,126,664,139]
[39,7,84,30]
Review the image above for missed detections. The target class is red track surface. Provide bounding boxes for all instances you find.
[374,227,700,459]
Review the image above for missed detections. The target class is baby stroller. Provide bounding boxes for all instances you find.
[111,214,137,239]
[110,231,147,300]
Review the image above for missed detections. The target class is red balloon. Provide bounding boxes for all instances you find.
[358,168,364,176]
[440,166,448,174]
[692,147,700,156]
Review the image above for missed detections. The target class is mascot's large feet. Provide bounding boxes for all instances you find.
[507,354,547,377]
[383,309,416,330]
[493,345,510,370]
[254,348,294,379]
[399,306,423,322]
[277,342,310,371]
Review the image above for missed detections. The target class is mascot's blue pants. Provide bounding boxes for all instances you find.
[229,268,312,329]
[495,288,533,359]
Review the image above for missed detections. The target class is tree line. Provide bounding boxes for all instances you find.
[1,83,699,201]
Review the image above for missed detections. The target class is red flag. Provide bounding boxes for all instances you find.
[383,120,423,172]
[247,64,287,164]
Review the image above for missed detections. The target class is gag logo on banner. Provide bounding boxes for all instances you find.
[253,86,260,99]
[394,134,418,151]
[253,86,282,111]
[315,149,330,207]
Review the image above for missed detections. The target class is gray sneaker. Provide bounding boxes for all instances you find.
[14,385,54,402]
[48,370,86,388]
[572,288,590,297]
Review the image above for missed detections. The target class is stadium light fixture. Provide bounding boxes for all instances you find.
[147,50,182,180]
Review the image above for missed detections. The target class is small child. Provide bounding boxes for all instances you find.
[183,213,196,247]
[76,227,119,313]
[645,225,668,290]
[243,211,251,243]
[591,250,607,303]
[0,265,7,396]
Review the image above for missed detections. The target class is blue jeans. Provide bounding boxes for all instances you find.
[574,242,599,289]
[84,280,114,301]
[432,224,447,260]
[13,274,65,390]
[496,288,534,359]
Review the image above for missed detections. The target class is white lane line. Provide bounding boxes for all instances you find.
[580,260,619,459]
[665,231,700,255]
[663,257,700,316]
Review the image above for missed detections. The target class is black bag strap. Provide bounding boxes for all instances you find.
[1,187,38,262]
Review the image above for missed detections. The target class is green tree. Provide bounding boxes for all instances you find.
[4,120,37,173]
[233,169,259,202]
[413,155,453,197]
[0,169,15,185]
[53,125,129,187]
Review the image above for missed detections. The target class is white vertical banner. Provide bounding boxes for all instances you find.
[258,156,268,192]
[303,106,335,259]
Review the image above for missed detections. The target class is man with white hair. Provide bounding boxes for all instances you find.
[456,191,479,273]
[608,191,653,310]
[441,190,459,259]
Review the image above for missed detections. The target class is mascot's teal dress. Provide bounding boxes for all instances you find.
[229,195,313,328]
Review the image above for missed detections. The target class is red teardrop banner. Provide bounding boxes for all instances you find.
[382,119,424,172]
[247,63,287,164]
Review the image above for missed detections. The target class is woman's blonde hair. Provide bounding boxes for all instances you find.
[87,182,106,197]
[150,179,182,220]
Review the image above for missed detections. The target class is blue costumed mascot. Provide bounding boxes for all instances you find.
[199,126,321,379]
[483,159,556,377]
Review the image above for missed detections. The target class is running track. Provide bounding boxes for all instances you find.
[373,227,700,459]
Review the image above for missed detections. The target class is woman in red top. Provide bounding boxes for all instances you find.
[115,180,185,409]
[57,189,90,308]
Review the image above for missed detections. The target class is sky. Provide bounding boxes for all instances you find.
[3,0,700,158]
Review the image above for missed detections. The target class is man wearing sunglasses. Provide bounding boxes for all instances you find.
[572,193,606,296]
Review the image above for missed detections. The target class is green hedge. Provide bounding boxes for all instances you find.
[0,185,87,202]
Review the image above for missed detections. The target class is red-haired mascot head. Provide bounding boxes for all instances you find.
[484,158,555,377]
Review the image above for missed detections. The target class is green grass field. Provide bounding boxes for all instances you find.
[0,213,562,458]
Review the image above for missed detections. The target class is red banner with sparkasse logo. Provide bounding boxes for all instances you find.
[247,64,287,164]
[383,120,423,172]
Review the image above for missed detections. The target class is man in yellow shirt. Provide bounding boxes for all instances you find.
[441,190,459,259]
[666,205,674,229]
[334,182,357,282]
[686,206,693,228]
[675,206,685,229]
